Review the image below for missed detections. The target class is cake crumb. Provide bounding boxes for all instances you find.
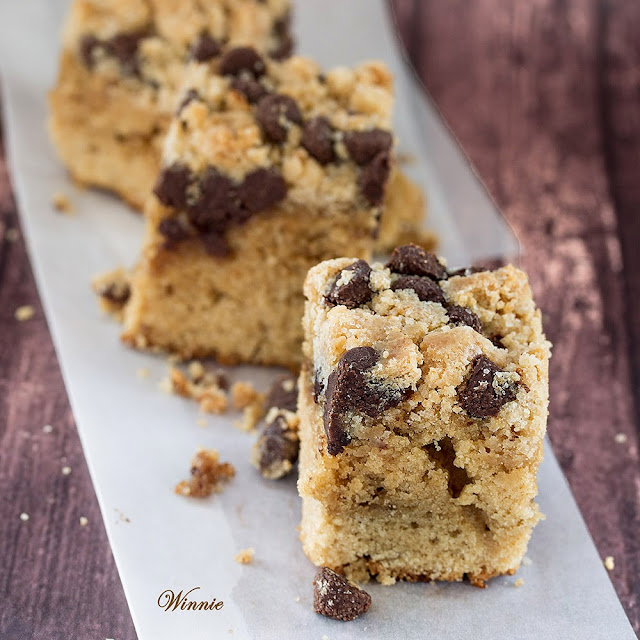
[235,396,266,433]
[166,364,229,414]
[62,466,72,476]
[137,368,150,379]
[15,305,35,321]
[231,381,262,409]
[42,425,53,434]
[196,417,208,427]
[79,516,89,526]
[234,547,255,564]
[614,433,628,444]
[20,512,29,522]
[6,228,19,242]
[514,578,524,587]
[522,556,532,566]
[604,556,615,571]
[175,448,235,498]
[52,191,74,214]
[92,268,131,319]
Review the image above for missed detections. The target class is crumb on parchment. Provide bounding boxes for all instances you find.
[234,547,255,564]
[52,191,74,214]
[175,448,235,498]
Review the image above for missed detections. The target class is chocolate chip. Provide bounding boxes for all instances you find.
[386,244,448,280]
[447,305,482,332]
[391,275,446,304]
[230,77,269,103]
[269,13,294,60]
[201,232,230,257]
[265,374,298,413]
[313,567,371,621]
[357,151,391,205]
[255,94,302,144]
[325,260,372,308]
[301,117,336,165]
[254,413,299,479]
[219,46,265,77]
[187,168,240,231]
[237,168,287,213]
[176,89,200,115]
[158,218,189,246]
[344,129,393,166]
[459,355,517,418]
[108,31,145,76]
[153,163,193,209]
[79,34,100,67]
[448,266,485,277]
[323,347,411,455]
[189,33,221,62]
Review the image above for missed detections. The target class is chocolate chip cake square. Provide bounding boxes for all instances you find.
[298,245,551,586]
[48,0,293,209]
[121,51,397,367]
[48,0,428,251]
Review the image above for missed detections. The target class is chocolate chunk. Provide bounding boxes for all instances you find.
[357,151,390,205]
[153,163,193,209]
[448,266,485,278]
[108,31,145,76]
[325,260,372,308]
[230,77,269,103]
[386,244,448,280]
[219,46,265,77]
[176,89,200,115]
[459,355,517,418]
[255,413,299,479]
[187,168,239,231]
[158,218,189,246]
[269,13,294,60]
[256,94,302,143]
[391,275,446,304]
[237,168,287,213]
[79,34,100,67]
[301,117,336,165]
[313,567,371,621]
[201,232,230,257]
[447,305,482,332]
[265,374,298,413]
[323,347,411,455]
[189,33,221,62]
[344,129,393,166]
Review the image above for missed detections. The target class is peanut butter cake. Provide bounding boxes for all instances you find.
[298,245,551,586]
[49,0,428,250]
[122,51,396,367]
[49,0,293,209]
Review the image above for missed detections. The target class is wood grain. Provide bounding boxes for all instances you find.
[1,2,639,637]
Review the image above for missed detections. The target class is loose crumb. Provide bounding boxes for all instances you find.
[196,417,208,427]
[20,512,29,522]
[136,367,150,379]
[42,425,53,434]
[175,448,235,498]
[15,305,35,321]
[604,556,615,571]
[614,433,628,444]
[6,228,19,242]
[166,364,229,414]
[52,192,74,214]
[231,381,261,409]
[234,398,266,433]
[522,556,532,566]
[79,516,89,526]
[62,466,72,476]
[92,268,131,319]
[514,578,524,587]
[234,547,255,564]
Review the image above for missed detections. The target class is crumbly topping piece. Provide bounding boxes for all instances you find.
[234,547,255,564]
[231,381,262,409]
[251,408,299,479]
[167,363,229,414]
[312,567,371,622]
[175,448,234,498]
[459,355,518,419]
[92,267,131,318]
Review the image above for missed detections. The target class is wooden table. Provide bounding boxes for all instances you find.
[1,2,639,637]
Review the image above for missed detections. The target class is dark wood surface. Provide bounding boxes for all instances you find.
[1,2,639,638]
